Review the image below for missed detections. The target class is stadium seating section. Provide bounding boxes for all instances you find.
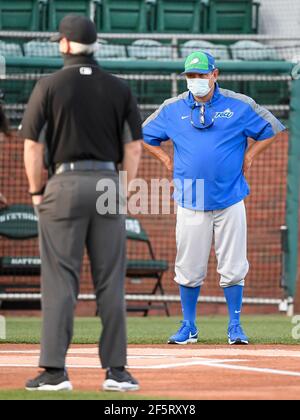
[0,37,289,107]
[0,39,286,62]
[0,0,259,33]
[0,1,289,109]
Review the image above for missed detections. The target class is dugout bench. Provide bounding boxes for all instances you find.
[0,205,170,316]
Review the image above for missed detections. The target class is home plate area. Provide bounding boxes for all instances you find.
[0,345,300,399]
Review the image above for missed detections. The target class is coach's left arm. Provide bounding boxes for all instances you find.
[243,134,279,175]
[242,100,286,175]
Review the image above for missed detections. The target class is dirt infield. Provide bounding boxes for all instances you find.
[0,344,300,400]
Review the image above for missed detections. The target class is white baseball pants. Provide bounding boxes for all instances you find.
[175,200,249,288]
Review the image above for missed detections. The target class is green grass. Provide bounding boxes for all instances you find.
[0,315,299,400]
[0,390,160,401]
[1,315,299,345]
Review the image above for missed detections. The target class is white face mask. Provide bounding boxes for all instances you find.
[187,77,213,98]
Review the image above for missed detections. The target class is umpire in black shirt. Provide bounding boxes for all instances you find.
[21,15,142,393]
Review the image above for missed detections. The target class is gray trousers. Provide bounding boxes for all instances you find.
[175,201,249,288]
[36,171,127,369]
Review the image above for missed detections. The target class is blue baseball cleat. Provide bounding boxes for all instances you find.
[228,320,249,345]
[168,320,199,345]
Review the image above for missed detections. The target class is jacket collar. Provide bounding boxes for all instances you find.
[184,83,221,108]
[63,54,99,68]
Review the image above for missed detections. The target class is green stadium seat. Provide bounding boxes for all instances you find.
[219,79,242,96]
[129,78,172,106]
[19,42,59,102]
[128,39,173,60]
[180,40,230,60]
[0,0,44,31]
[0,41,23,57]
[47,0,94,31]
[127,259,169,274]
[0,44,36,104]
[0,256,41,276]
[24,41,60,57]
[230,41,285,106]
[155,0,204,34]
[94,39,127,59]
[99,0,148,33]
[0,204,41,304]
[0,205,41,278]
[126,217,170,316]
[203,0,259,34]
[0,78,33,104]
[0,205,38,240]
[243,80,289,107]
[230,41,280,61]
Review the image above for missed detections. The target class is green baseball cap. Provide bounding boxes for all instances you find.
[183,51,216,75]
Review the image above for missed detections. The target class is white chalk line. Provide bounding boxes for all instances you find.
[1,348,300,378]
[0,358,300,378]
[1,348,300,358]
[0,359,245,369]
[198,362,300,378]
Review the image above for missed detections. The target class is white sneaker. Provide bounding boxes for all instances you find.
[103,368,140,392]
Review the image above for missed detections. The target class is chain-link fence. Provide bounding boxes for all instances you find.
[0,32,298,312]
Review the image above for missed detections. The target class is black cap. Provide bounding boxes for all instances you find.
[50,15,97,44]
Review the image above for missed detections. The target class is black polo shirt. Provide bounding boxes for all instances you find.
[21,55,142,165]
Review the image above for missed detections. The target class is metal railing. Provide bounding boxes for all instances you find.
[1,31,300,42]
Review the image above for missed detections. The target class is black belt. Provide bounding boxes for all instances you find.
[55,160,116,175]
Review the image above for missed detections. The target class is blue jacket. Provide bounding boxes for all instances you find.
[143,85,286,211]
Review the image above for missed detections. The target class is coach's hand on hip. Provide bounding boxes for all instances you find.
[243,152,253,175]
[143,143,173,173]
[243,135,279,175]
[164,156,173,173]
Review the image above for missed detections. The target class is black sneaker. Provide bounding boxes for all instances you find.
[25,370,73,392]
[103,368,140,392]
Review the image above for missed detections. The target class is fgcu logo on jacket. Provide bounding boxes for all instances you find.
[215,108,234,119]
